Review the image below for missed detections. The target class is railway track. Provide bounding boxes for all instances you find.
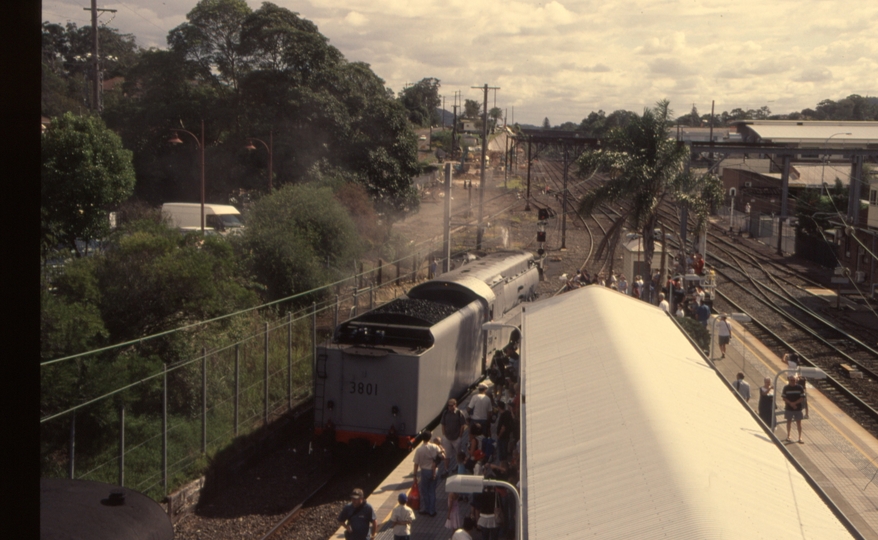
[645,204,878,437]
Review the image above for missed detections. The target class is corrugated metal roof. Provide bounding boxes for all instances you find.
[521,286,853,539]
[738,122,878,144]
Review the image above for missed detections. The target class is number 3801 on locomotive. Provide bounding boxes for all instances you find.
[314,250,538,447]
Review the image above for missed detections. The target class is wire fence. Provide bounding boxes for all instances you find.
[39,223,520,500]
[717,208,797,255]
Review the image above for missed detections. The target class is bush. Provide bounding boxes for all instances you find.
[676,316,710,352]
[237,183,363,303]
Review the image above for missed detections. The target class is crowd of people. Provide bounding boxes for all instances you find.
[394,339,524,540]
[339,340,525,540]
[563,251,713,329]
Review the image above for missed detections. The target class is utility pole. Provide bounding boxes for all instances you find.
[83,0,117,112]
[452,104,458,162]
[473,83,500,250]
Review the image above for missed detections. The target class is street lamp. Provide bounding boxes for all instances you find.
[244,130,273,192]
[771,366,827,432]
[169,120,206,234]
[446,475,522,540]
[709,312,752,360]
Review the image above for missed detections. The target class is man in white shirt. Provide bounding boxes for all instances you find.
[413,437,444,517]
[467,383,494,435]
[658,292,669,313]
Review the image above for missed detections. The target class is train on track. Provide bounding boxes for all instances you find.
[314,250,539,448]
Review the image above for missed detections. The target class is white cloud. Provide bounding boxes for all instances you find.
[343,11,368,27]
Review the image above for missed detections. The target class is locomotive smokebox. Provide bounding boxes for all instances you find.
[41,478,174,540]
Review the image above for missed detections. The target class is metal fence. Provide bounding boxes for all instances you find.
[716,209,797,255]
[39,235,517,500]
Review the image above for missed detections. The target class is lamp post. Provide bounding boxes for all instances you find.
[771,366,827,432]
[169,120,206,234]
[446,476,522,540]
[709,312,751,360]
[245,130,273,192]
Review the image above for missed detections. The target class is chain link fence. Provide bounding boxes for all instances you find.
[40,239,514,500]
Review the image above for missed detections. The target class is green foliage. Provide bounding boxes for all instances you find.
[464,99,481,118]
[168,0,253,90]
[488,107,503,131]
[41,112,136,258]
[578,110,637,137]
[41,21,141,116]
[794,179,849,238]
[676,316,710,351]
[238,184,363,303]
[99,0,418,217]
[576,100,716,278]
[399,78,441,127]
[94,227,256,342]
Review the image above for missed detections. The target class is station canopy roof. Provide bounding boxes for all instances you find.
[732,120,878,146]
[520,286,854,539]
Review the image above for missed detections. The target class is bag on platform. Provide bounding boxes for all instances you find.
[407,480,420,511]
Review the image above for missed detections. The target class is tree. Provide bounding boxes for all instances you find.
[42,112,136,257]
[237,183,363,303]
[41,21,141,116]
[575,100,721,290]
[464,99,481,118]
[488,107,503,131]
[542,117,551,129]
[168,0,253,91]
[689,104,700,126]
[579,110,607,136]
[399,77,441,127]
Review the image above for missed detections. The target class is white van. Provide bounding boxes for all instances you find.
[161,203,244,234]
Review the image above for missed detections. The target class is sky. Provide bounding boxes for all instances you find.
[42,0,878,126]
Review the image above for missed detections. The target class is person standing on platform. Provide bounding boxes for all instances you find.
[468,383,494,435]
[716,315,732,359]
[413,437,444,517]
[495,401,515,462]
[441,398,468,477]
[797,374,810,419]
[784,352,799,371]
[733,372,751,402]
[758,377,774,426]
[782,375,805,444]
[452,517,477,540]
[476,485,500,540]
[658,293,669,313]
[338,488,378,540]
[693,253,705,275]
[391,493,415,540]
[695,300,711,328]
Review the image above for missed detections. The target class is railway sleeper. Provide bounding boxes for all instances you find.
[839,363,863,379]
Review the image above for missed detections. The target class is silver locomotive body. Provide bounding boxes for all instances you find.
[314,250,538,446]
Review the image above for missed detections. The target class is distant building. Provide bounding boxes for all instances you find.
[720,120,878,295]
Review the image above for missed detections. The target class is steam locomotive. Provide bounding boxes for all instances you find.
[314,250,538,447]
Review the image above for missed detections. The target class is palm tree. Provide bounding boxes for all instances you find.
[575,100,722,300]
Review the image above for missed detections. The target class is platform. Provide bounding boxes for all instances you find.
[330,389,490,540]
[330,304,878,539]
[708,314,878,539]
